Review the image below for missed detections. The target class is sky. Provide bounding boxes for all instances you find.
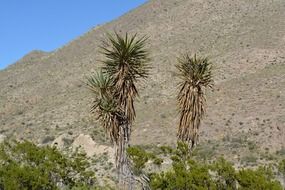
[0,0,147,70]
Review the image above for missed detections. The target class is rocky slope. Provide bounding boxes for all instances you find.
[0,0,285,165]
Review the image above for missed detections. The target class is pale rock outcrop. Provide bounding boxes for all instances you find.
[0,134,6,143]
[52,133,73,149]
[72,134,114,161]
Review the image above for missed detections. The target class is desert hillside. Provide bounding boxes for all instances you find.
[0,0,285,165]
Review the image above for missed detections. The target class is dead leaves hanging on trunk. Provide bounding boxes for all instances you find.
[176,54,213,150]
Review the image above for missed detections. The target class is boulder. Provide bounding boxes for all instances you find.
[51,133,73,149]
[0,134,6,143]
[72,134,114,160]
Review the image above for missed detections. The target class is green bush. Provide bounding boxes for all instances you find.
[278,159,285,175]
[127,146,150,175]
[153,157,163,166]
[0,141,97,190]
[159,145,173,155]
[210,158,237,189]
[150,159,214,190]
[236,167,281,190]
[148,143,283,190]
[127,146,163,175]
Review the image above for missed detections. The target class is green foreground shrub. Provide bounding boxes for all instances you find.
[0,141,97,190]
[279,159,285,175]
[129,143,283,190]
[127,146,163,175]
[1,140,283,189]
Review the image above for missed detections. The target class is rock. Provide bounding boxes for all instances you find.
[40,136,55,144]
[72,134,114,160]
[52,133,73,149]
[0,134,6,143]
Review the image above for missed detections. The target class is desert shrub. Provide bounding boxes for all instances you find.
[150,143,215,190]
[241,154,258,165]
[159,145,173,155]
[127,146,150,175]
[236,167,281,190]
[210,158,237,189]
[276,148,285,156]
[278,159,285,175]
[127,146,163,175]
[0,140,97,190]
[247,141,257,151]
[150,157,215,190]
[153,157,163,166]
[191,143,216,161]
[147,142,283,190]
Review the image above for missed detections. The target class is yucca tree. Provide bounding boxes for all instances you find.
[88,32,150,188]
[86,70,121,145]
[176,54,213,150]
[86,71,133,186]
[100,32,150,124]
[99,32,150,189]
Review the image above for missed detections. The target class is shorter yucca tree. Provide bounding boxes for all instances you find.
[176,54,213,150]
[86,70,133,187]
[87,70,121,145]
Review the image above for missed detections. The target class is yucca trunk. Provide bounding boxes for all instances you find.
[115,122,151,190]
[115,121,134,189]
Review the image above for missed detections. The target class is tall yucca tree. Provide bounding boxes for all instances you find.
[88,32,150,189]
[100,32,150,124]
[176,54,213,150]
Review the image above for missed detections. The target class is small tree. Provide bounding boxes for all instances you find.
[176,54,213,150]
[87,31,150,189]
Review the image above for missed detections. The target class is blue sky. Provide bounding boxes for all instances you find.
[0,0,147,70]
